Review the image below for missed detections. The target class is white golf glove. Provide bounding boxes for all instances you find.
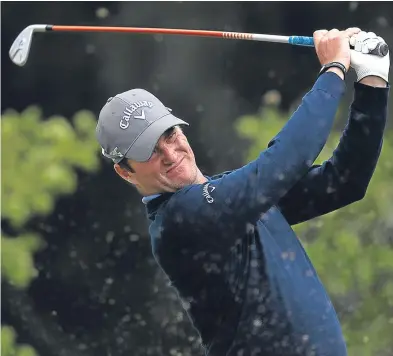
[350,31,390,83]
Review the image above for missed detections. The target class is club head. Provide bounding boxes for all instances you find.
[9,25,47,66]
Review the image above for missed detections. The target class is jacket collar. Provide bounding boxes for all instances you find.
[142,194,161,204]
[145,192,173,219]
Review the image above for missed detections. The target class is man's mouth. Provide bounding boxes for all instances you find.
[167,157,184,173]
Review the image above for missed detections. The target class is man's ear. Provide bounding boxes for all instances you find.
[113,164,138,185]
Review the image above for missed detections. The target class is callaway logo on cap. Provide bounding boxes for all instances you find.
[96,89,189,163]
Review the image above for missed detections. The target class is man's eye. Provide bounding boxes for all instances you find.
[167,130,176,142]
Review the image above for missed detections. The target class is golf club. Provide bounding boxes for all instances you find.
[9,24,390,67]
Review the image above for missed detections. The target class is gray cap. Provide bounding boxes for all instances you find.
[96,88,189,163]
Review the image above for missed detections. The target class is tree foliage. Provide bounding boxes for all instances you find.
[2,106,100,229]
[235,91,393,356]
[1,106,101,354]
[2,326,38,356]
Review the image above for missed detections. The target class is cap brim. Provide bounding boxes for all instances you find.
[124,113,189,162]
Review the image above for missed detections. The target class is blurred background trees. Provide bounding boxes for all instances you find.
[2,2,393,356]
[1,107,100,356]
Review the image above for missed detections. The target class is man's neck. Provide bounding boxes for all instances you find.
[195,169,209,185]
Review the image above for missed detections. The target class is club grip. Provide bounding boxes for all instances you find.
[289,35,389,57]
[288,36,314,47]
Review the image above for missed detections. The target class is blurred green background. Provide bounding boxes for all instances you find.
[2,2,393,356]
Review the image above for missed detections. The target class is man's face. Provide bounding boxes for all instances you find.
[115,126,199,195]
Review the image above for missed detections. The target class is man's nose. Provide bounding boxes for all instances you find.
[159,144,178,164]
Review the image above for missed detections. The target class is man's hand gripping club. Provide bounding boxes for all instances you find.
[313,27,362,80]
[350,31,390,87]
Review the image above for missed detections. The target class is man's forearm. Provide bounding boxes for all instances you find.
[359,75,388,88]
[324,81,388,196]
[277,78,388,225]
[326,67,345,81]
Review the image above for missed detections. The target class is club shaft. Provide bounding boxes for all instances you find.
[48,25,389,54]
[49,25,292,44]
[8,23,389,68]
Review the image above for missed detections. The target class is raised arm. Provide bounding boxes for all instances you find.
[277,31,390,225]
[165,29,356,237]
[277,78,389,225]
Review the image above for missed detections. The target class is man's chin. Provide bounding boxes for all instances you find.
[169,176,196,191]
[171,181,191,191]
[165,167,199,191]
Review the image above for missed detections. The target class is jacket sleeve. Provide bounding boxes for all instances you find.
[277,81,389,226]
[164,72,345,234]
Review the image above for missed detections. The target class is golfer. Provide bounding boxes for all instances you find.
[96,28,389,356]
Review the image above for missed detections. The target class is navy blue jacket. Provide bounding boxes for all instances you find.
[146,73,389,356]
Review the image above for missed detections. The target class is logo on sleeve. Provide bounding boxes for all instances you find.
[202,183,215,204]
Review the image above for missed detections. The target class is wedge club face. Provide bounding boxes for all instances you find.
[9,25,47,66]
